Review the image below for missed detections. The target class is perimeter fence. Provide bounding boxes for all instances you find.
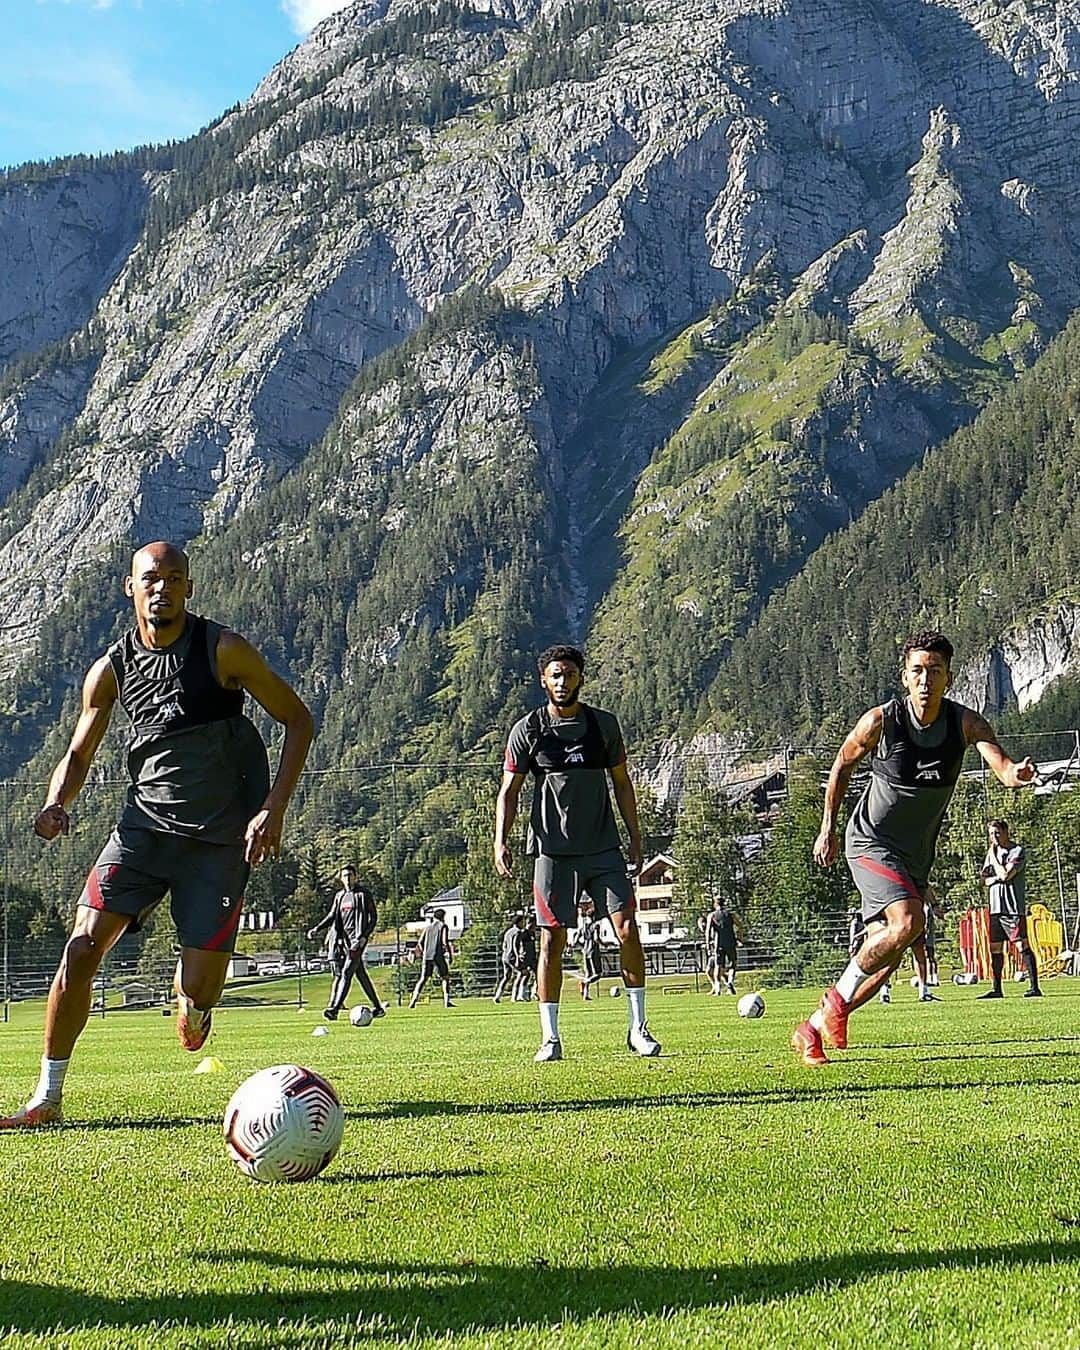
[2,726,1078,1015]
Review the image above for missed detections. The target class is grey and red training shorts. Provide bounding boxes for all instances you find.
[80,826,248,952]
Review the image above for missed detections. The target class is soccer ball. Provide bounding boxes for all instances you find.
[349,1005,374,1027]
[224,1064,344,1183]
[737,991,766,1019]
[609,985,622,997]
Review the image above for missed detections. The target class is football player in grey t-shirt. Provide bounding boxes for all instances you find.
[792,631,1038,1068]
[408,909,455,1009]
[978,819,1042,998]
[494,644,660,1062]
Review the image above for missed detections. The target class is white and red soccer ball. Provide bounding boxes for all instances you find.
[224,1064,344,1183]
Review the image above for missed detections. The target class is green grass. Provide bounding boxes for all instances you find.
[2,980,1079,1348]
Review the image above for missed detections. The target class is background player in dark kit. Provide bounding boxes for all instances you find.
[492,913,528,1003]
[408,909,455,1009]
[308,865,385,1019]
[704,896,746,995]
[979,819,1042,998]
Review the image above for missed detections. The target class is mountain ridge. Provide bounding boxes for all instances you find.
[1,0,1079,787]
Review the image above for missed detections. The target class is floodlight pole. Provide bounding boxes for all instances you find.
[1053,833,1066,933]
[2,780,8,1025]
[391,762,402,1007]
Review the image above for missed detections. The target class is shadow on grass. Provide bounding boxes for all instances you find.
[52,1115,223,1131]
[344,1073,1080,1122]
[2,1240,1077,1335]
[875,1035,1080,1052]
[320,1167,486,1185]
[49,1061,1080,1133]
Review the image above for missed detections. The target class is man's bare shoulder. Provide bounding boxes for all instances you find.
[84,653,119,703]
[850,704,885,743]
[956,701,997,743]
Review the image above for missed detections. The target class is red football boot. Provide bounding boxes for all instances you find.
[818,986,850,1050]
[177,993,213,1052]
[0,1099,63,1128]
[791,1019,829,1068]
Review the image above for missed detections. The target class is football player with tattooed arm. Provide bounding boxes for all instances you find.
[792,631,1037,1067]
[2,541,313,1127]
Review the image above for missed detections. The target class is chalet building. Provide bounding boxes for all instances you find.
[405,884,471,941]
[633,854,684,945]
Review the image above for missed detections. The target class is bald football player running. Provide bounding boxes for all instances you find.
[793,631,1037,1066]
[1,542,313,1126]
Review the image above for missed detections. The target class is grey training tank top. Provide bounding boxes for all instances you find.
[108,614,270,844]
[845,697,967,887]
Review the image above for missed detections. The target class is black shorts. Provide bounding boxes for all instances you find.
[79,827,249,952]
[712,944,737,967]
[532,849,633,928]
[421,952,450,980]
[989,912,1027,945]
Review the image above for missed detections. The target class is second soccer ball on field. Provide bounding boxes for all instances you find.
[349,1005,374,1027]
[737,992,766,1019]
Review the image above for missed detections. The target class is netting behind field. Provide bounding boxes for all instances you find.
[2,727,1078,1015]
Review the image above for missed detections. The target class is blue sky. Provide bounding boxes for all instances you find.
[1,0,356,170]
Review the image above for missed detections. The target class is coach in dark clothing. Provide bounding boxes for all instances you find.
[309,865,385,1020]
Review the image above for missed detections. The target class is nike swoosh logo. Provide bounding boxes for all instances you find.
[915,759,940,770]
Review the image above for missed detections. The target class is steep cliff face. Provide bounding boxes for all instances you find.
[1,0,1079,762]
[954,602,1080,717]
[0,170,148,366]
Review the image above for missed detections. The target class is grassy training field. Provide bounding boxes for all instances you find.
[1,978,1078,1349]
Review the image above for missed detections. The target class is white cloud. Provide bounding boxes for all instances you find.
[280,0,354,35]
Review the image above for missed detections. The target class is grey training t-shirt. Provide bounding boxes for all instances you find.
[504,704,626,857]
[420,918,448,960]
[986,845,1025,917]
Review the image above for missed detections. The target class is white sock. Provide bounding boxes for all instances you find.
[35,1056,70,1104]
[539,1002,560,1042]
[627,986,646,1031]
[835,959,873,1004]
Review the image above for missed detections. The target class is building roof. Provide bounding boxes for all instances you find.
[428,885,463,904]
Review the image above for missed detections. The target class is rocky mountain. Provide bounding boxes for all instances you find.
[2,0,1080,785]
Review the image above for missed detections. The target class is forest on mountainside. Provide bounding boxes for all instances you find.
[700,312,1080,745]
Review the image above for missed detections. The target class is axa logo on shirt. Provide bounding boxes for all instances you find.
[156,698,185,722]
[915,758,941,781]
[564,746,586,765]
